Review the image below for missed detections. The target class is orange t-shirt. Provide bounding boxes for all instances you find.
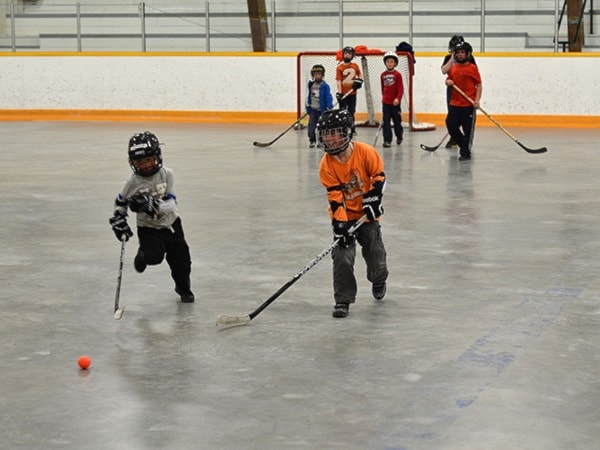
[447,62,482,107]
[336,61,362,96]
[319,141,386,222]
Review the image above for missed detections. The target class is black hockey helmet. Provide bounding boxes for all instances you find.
[128,131,163,177]
[316,109,354,155]
[342,46,355,61]
[454,41,473,57]
[311,64,325,77]
[448,34,465,52]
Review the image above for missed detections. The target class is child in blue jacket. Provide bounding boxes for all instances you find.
[306,64,334,148]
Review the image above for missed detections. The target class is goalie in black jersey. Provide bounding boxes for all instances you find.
[109,131,195,303]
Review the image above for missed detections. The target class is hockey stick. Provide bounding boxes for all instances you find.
[372,121,383,147]
[216,215,368,328]
[451,84,547,154]
[253,90,354,148]
[420,132,449,152]
[253,111,310,148]
[113,235,127,320]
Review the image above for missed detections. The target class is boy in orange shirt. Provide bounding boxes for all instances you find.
[335,46,363,136]
[445,41,482,161]
[317,109,388,318]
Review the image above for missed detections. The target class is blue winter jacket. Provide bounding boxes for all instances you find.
[306,80,334,113]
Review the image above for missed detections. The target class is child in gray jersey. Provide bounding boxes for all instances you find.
[109,131,194,303]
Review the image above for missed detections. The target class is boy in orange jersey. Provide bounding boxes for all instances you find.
[317,109,388,318]
[335,46,363,136]
[445,41,482,161]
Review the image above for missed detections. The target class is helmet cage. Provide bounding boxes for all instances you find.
[128,131,163,177]
[317,109,354,155]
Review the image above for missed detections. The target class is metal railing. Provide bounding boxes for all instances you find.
[1,1,596,53]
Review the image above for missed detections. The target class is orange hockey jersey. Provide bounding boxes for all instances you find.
[319,142,386,222]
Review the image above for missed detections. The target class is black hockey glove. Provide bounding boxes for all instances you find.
[332,220,354,248]
[362,188,384,222]
[109,213,133,242]
[129,193,159,217]
[336,92,344,103]
[352,78,363,90]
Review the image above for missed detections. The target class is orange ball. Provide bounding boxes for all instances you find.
[78,355,91,370]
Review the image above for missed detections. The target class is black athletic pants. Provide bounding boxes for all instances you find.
[340,94,357,133]
[137,217,192,293]
[446,105,476,158]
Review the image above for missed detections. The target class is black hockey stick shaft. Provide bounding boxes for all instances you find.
[452,84,547,154]
[113,235,127,320]
[216,215,367,327]
[420,132,449,152]
[248,215,367,320]
[252,90,354,148]
[253,112,310,148]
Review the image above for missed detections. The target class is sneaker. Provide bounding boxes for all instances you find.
[383,142,391,148]
[459,155,471,161]
[309,141,316,148]
[175,286,195,303]
[332,303,349,318]
[445,138,456,148]
[372,282,386,300]
[134,251,147,273]
[396,137,403,145]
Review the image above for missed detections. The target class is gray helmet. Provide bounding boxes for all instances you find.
[128,131,163,176]
[316,109,354,155]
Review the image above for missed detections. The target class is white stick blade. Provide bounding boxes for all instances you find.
[215,315,251,328]
[114,307,125,320]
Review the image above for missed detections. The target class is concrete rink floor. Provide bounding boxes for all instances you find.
[1,120,599,450]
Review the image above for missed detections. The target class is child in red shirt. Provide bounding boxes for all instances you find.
[380,51,405,147]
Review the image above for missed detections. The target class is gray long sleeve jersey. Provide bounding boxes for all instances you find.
[114,167,179,229]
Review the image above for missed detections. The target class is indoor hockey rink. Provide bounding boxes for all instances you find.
[1,120,599,449]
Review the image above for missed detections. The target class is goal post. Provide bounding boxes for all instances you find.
[296,50,435,131]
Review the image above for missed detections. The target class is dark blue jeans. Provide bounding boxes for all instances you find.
[382,103,403,143]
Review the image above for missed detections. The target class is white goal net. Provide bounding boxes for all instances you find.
[297,51,435,131]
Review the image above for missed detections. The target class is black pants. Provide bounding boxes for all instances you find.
[382,103,403,143]
[331,220,388,304]
[340,94,357,133]
[307,108,321,143]
[137,217,192,293]
[446,105,476,158]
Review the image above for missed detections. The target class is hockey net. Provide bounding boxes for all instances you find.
[297,50,435,131]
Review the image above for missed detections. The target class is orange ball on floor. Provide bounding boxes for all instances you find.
[78,355,91,370]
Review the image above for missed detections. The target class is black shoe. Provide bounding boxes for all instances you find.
[372,282,386,300]
[309,141,316,148]
[459,155,471,161]
[332,303,349,318]
[396,137,403,145]
[383,142,391,148]
[175,286,195,303]
[134,251,147,273]
[445,138,457,148]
